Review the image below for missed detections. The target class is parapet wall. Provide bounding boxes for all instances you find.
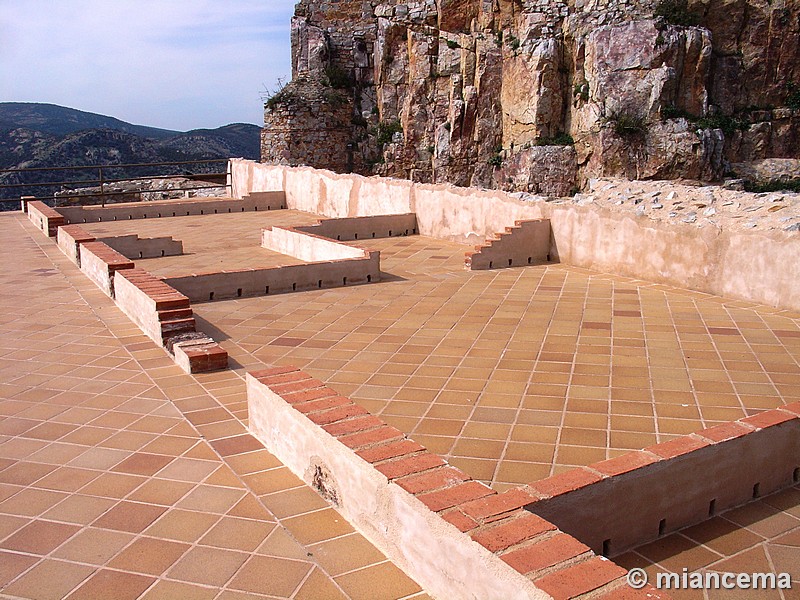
[79,241,134,297]
[246,368,654,600]
[98,234,183,260]
[262,226,367,262]
[525,405,800,557]
[55,192,286,224]
[230,160,800,311]
[294,214,418,241]
[27,201,65,237]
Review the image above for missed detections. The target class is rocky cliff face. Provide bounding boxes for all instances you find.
[262,0,800,194]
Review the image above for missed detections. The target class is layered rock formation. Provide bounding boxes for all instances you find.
[262,0,800,194]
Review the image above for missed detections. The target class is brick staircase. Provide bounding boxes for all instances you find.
[464,218,552,270]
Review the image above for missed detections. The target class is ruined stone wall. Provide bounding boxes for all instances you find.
[261,0,800,191]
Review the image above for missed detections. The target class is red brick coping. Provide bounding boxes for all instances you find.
[247,367,666,600]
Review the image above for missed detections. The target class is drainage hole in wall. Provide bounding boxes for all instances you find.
[113,216,117,221]
[337,235,341,241]
[602,539,611,557]
[318,280,322,288]
[255,206,258,211]
[209,292,214,301]
[546,253,552,261]
[200,210,203,215]
[342,277,347,286]
[158,213,161,218]
[241,207,245,212]
[161,250,165,257]
[389,230,393,236]
[367,275,372,282]
[237,288,242,298]
[214,209,218,214]
[528,257,532,264]
[508,258,513,266]
[794,467,800,483]
[138,252,143,259]
[709,499,716,517]
[265,286,270,294]
[659,519,666,536]
[292,282,296,291]
[354,233,358,239]
[753,483,761,498]
[172,212,176,217]
[489,261,493,269]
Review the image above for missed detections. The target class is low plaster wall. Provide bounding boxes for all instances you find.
[57,225,95,266]
[98,234,183,259]
[55,193,286,224]
[295,214,419,241]
[230,160,800,311]
[27,201,65,237]
[525,404,800,557]
[165,252,380,303]
[262,227,366,261]
[79,241,134,297]
[247,369,643,600]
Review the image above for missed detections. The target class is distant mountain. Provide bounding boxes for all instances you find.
[0,103,180,140]
[0,103,262,203]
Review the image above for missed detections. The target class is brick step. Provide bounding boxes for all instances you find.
[157,307,194,322]
[160,317,196,336]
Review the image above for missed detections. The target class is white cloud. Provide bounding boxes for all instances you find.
[0,0,294,130]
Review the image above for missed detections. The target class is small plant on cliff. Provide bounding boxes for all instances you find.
[535,133,575,146]
[446,39,459,50]
[376,120,403,145]
[573,82,589,102]
[606,110,647,136]
[654,0,700,26]
[323,65,352,89]
[786,83,800,110]
[506,35,521,53]
[662,105,749,136]
[487,145,504,167]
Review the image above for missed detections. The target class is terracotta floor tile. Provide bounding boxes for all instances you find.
[92,501,167,533]
[140,580,218,600]
[0,487,68,517]
[144,508,220,543]
[227,554,312,596]
[127,479,194,506]
[282,508,355,546]
[65,568,156,600]
[0,519,79,554]
[108,536,190,575]
[309,532,388,576]
[0,550,38,587]
[199,516,275,552]
[167,545,249,586]
[111,452,174,477]
[334,561,422,600]
[176,485,245,513]
[294,566,349,600]
[53,527,134,564]
[78,472,146,499]
[2,559,94,600]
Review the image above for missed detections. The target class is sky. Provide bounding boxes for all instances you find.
[0,1,294,131]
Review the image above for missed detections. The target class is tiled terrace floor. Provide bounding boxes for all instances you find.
[82,210,320,277]
[0,212,426,599]
[616,484,800,599]
[191,233,800,492]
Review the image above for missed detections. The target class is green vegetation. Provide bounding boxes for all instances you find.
[661,106,749,136]
[323,65,352,89]
[607,110,647,136]
[786,83,800,110]
[743,179,800,194]
[446,39,459,50]
[265,87,297,110]
[654,0,700,26]
[376,120,403,145]
[535,133,575,146]
[573,82,589,102]
[487,145,504,167]
[506,35,521,52]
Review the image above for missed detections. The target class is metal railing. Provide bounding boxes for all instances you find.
[0,159,231,209]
